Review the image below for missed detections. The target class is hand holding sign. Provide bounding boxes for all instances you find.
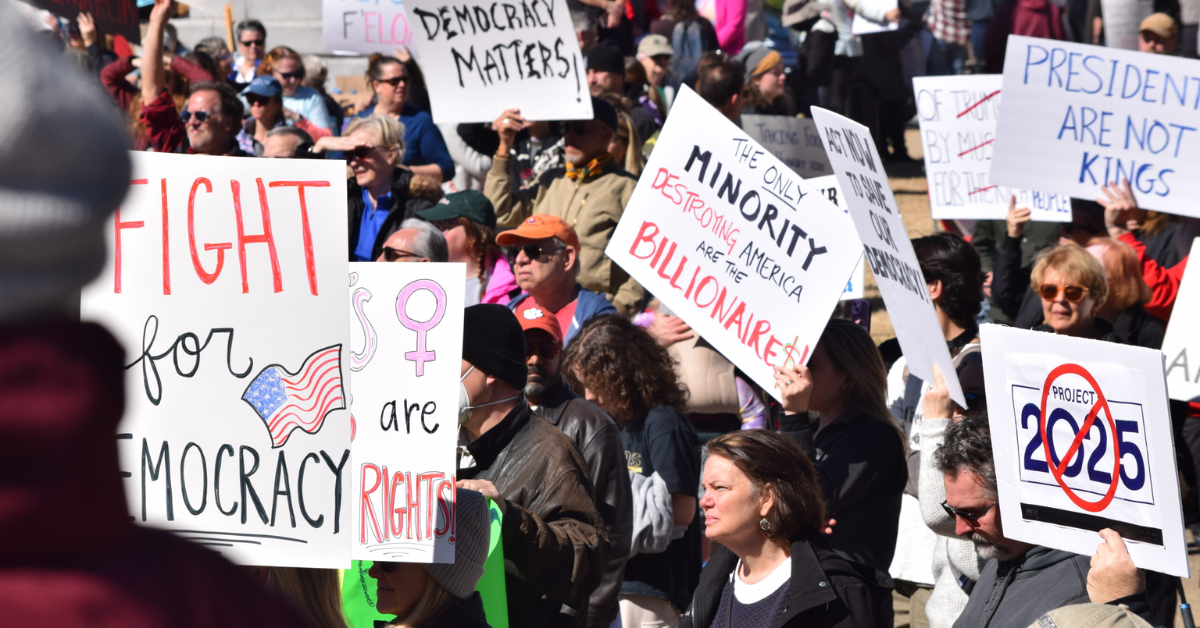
[1006,197,1031,239]
[773,364,814,414]
[923,364,958,421]
[1087,529,1145,603]
[1096,179,1144,238]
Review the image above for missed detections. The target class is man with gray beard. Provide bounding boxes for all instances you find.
[937,412,1153,628]
[519,307,632,628]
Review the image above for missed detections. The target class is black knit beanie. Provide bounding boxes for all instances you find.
[462,304,528,391]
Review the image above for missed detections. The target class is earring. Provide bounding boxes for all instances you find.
[759,518,772,531]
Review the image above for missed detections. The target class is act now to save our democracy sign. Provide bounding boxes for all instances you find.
[401,0,593,124]
[981,324,1188,577]
[914,74,1071,222]
[606,87,862,401]
[810,106,967,407]
[81,153,351,568]
[991,36,1200,217]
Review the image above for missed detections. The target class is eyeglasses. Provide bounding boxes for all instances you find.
[180,109,218,124]
[1037,284,1090,303]
[246,94,273,106]
[519,242,563,262]
[563,121,593,135]
[240,38,265,47]
[375,76,409,87]
[527,340,562,360]
[382,247,421,262]
[377,561,398,573]
[346,146,375,160]
[941,500,997,524]
[277,70,303,81]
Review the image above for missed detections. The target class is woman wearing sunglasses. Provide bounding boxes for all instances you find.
[257,46,335,134]
[236,76,330,157]
[1027,244,1125,341]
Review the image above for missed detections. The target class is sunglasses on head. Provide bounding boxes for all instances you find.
[527,339,562,360]
[240,38,265,47]
[1038,283,1090,303]
[375,76,409,87]
[246,94,273,106]
[180,109,217,124]
[277,70,303,81]
[520,242,562,262]
[941,500,996,524]
[382,247,420,262]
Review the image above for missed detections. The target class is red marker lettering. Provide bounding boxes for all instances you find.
[232,178,282,294]
[114,179,149,294]
[187,177,232,285]
[268,180,330,296]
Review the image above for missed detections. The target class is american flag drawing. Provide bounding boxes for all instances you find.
[241,345,345,447]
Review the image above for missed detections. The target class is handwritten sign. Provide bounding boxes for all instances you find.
[981,324,1188,577]
[808,174,866,300]
[992,36,1200,217]
[348,262,464,562]
[606,88,861,401]
[401,0,592,123]
[811,106,966,407]
[323,0,420,57]
[28,0,140,43]
[741,114,833,179]
[81,152,350,568]
[1160,238,1200,402]
[914,75,1071,222]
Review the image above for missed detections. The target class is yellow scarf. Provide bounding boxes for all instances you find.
[565,154,612,183]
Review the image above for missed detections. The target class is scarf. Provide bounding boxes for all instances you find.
[564,153,611,182]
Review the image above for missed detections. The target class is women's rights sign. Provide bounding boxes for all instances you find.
[981,324,1188,577]
[991,36,1200,217]
[348,263,464,563]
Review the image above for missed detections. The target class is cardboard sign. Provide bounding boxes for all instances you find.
[810,106,966,407]
[809,174,866,300]
[347,263,463,562]
[323,0,420,57]
[914,75,1072,222]
[606,88,862,401]
[992,36,1200,217]
[1160,238,1200,402]
[741,114,833,179]
[401,0,592,124]
[981,324,1188,577]
[28,0,140,44]
[80,152,351,568]
[1100,0,1153,50]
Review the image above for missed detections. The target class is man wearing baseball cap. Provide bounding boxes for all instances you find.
[1138,13,1180,54]
[500,214,617,345]
[588,43,661,144]
[636,34,674,101]
[485,98,646,316]
[518,303,632,628]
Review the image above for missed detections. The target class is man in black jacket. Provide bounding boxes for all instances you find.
[520,307,632,628]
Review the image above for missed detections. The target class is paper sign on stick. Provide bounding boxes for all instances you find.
[348,263,463,562]
[741,114,833,179]
[81,152,351,568]
[1160,238,1200,402]
[810,106,966,407]
[980,324,1188,577]
[914,75,1071,222]
[401,0,592,124]
[323,0,419,57]
[808,174,866,301]
[991,36,1200,217]
[606,87,862,401]
[28,0,140,43]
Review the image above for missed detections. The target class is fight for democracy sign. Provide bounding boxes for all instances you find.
[992,36,1200,217]
[607,87,861,401]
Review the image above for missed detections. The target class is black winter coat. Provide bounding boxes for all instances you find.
[680,535,893,628]
[346,168,435,262]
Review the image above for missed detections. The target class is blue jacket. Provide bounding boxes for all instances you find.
[507,285,617,345]
[354,103,455,181]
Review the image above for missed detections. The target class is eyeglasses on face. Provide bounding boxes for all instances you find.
[277,70,303,81]
[520,242,563,262]
[347,146,376,160]
[1037,283,1090,303]
[527,340,562,360]
[382,247,421,262]
[180,109,218,124]
[563,121,593,135]
[240,38,265,47]
[246,94,273,106]
[378,561,398,573]
[375,75,409,87]
[941,500,997,524]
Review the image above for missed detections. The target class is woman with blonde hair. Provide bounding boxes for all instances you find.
[1029,243,1115,340]
[257,46,334,133]
[261,568,350,628]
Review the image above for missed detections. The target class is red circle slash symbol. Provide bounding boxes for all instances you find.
[1037,363,1121,512]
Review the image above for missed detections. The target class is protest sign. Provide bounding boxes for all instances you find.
[28,0,140,43]
[400,0,592,124]
[991,36,1200,217]
[914,74,1072,222]
[1160,238,1200,402]
[980,324,1188,577]
[80,152,351,567]
[606,88,862,401]
[850,8,898,35]
[347,263,463,563]
[808,174,865,300]
[810,106,966,406]
[323,0,420,57]
[1100,0,1153,50]
[741,114,833,179]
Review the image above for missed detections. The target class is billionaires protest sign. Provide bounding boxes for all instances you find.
[1160,238,1200,402]
[606,88,861,401]
[914,74,1071,222]
[323,0,419,56]
[401,0,592,123]
[348,263,463,562]
[810,107,966,407]
[992,36,1200,217]
[741,114,833,179]
[81,153,351,568]
[981,324,1188,577]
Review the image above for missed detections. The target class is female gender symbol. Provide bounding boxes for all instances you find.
[396,280,447,376]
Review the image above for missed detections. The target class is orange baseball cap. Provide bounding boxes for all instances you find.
[496,214,581,252]
[517,304,564,344]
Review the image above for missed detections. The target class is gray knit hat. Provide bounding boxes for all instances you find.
[424,488,491,599]
[0,2,131,322]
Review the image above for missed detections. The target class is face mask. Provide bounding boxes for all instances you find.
[459,366,521,424]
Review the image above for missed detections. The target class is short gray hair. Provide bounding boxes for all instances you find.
[265,126,314,157]
[935,410,998,498]
[195,37,229,56]
[400,219,449,263]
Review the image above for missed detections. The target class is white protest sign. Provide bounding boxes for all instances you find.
[323,0,420,57]
[606,88,861,401]
[401,0,592,124]
[914,74,1072,222]
[741,114,833,179]
[992,36,1200,217]
[1101,0,1154,50]
[81,152,351,568]
[809,174,866,300]
[981,324,1188,577]
[850,10,898,35]
[348,263,463,562]
[810,106,966,407]
[1160,238,1200,402]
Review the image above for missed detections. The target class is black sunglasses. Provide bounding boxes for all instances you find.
[527,340,562,360]
[941,500,997,524]
[382,247,421,262]
[375,76,409,87]
[563,121,591,135]
[277,70,303,81]
[180,109,217,124]
[240,38,265,47]
[519,242,562,262]
[246,94,274,106]
[378,561,398,573]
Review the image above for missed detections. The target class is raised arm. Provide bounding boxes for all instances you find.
[141,0,175,105]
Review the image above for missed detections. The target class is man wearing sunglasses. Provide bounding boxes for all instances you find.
[519,304,631,628]
[486,97,646,316]
[375,219,448,263]
[500,215,617,345]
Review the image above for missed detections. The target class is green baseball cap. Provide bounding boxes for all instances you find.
[417,190,497,229]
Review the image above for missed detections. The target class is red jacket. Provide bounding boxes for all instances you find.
[101,55,213,113]
[1118,231,1187,321]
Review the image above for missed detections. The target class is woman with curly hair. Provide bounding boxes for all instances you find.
[564,315,701,628]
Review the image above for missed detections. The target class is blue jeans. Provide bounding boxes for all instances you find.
[927,37,967,75]
[970,20,989,60]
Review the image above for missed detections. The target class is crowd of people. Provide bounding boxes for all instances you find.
[4,0,1200,627]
